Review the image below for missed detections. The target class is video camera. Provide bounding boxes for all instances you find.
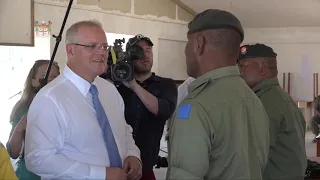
[99,38,144,84]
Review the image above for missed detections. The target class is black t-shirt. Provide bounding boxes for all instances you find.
[117,73,177,172]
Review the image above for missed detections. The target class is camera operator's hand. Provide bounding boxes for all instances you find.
[122,79,138,89]
[105,167,127,180]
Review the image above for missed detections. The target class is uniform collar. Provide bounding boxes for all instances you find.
[188,66,240,92]
[252,77,279,97]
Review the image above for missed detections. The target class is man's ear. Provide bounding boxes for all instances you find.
[194,35,205,56]
[260,61,269,74]
[66,44,74,57]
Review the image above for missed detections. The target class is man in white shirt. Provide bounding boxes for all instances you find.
[24,20,142,180]
[176,77,195,106]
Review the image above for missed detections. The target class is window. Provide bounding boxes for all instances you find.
[0,37,50,144]
[106,32,134,51]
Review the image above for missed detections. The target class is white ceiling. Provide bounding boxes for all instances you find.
[179,0,320,28]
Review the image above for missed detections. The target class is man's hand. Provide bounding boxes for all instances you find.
[122,79,138,89]
[123,156,142,180]
[105,167,127,180]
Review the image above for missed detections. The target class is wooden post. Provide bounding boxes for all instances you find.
[282,73,286,91]
[287,73,291,96]
[314,73,315,100]
[317,73,319,98]
[317,136,320,157]
[314,73,319,101]
[315,73,320,157]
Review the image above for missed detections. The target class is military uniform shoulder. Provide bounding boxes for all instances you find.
[188,78,212,99]
[259,85,291,103]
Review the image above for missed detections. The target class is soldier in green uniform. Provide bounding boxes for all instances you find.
[166,9,270,180]
[310,95,320,142]
[237,43,307,180]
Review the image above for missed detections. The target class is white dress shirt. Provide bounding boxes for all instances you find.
[25,66,140,180]
[177,77,195,106]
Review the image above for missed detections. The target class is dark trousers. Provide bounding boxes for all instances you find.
[140,170,156,180]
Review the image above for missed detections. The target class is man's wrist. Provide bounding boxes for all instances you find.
[131,82,140,91]
[126,155,138,160]
[127,156,142,164]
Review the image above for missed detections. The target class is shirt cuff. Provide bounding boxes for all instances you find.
[129,156,142,166]
[126,151,141,162]
[90,165,106,180]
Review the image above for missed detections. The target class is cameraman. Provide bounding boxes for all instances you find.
[117,34,178,180]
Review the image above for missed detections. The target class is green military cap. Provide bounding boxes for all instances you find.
[238,43,277,61]
[188,9,244,42]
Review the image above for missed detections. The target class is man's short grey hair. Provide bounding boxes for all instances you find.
[65,20,103,44]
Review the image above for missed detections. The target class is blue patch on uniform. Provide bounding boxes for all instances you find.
[177,104,192,119]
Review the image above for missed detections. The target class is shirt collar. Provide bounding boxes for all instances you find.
[63,65,91,97]
[135,72,161,87]
[188,66,240,92]
[252,77,279,97]
[149,73,161,81]
[137,73,160,83]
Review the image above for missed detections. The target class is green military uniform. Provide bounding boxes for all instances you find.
[167,66,270,180]
[166,9,270,180]
[310,115,320,138]
[238,44,307,180]
[314,95,320,112]
[310,96,320,139]
[253,78,307,180]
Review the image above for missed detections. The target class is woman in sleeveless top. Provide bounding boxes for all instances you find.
[6,60,60,180]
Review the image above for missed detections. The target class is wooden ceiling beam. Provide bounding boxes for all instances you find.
[171,0,197,16]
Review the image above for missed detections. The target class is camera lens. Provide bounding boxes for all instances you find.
[112,62,133,81]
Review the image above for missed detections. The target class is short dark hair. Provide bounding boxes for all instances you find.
[262,57,277,71]
[203,29,242,58]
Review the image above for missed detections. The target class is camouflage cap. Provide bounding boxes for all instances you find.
[188,9,244,42]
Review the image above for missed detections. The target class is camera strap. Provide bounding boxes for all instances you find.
[110,47,117,65]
